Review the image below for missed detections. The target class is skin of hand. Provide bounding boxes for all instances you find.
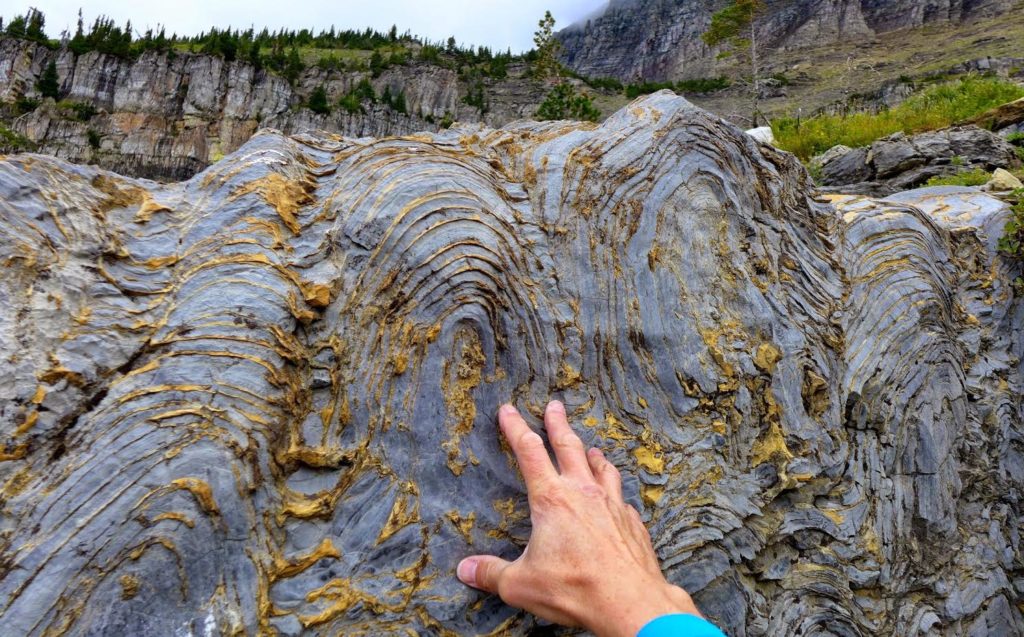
[456,401,703,637]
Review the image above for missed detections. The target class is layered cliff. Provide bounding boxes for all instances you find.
[0,92,1021,636]
[558,0,1019,82]
[0,37,548,180]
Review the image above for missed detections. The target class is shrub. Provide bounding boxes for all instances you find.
[924,168,991,187]
[462,78,487,114]
[37,61,60,99]
[773,76,1024,160]
[308,85,330,114]
[58,100,97,121]
[338,92,362,114]
[0,123,36,152]
[14,96,40,114]
[584,76,624,92]
[338,79,376,114]
[283,48,303,84]
[86,129,101,149]
[997,188,1024,293]
[536,82,601,122]
[317,54,341,72]
[625,81,675,99]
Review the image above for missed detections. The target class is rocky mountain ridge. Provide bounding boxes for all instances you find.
[558,0,1020,82]
[0,36,548,180]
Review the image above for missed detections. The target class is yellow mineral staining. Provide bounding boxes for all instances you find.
[753,342,782,374]
[486,497,529,541]
[128,536,178,560]
[301,281,332,309]
[281,492,336,520]
[822,508,845,525]
[119,574,140,600]
[287,290,320,322]
[14,410,38,436]
[751,420,793,467]
[38,365,86,387]
[91,174,145,210]
[150,512,196,528]
[298,577,397,628]
[555,362,583,389]
[231,173,315,235]
[440,332,486,475]
[685,465,724,493]
[862,524,883,558]
[391,351,409,375]
[167,477,221,516]
[134,198,173,223]
[445,510,476,544]
[647,245,661,270]
[377,483,422,545]
[271,538,341,582]
[801,369,830,417]
[633,445,665,474]
[696,322,741,378]
[2,467,32,495]
[140,254,180,268]
[641,484,665,506]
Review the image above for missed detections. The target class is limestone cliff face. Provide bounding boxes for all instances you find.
[0,92,1021,636]
[0,37,547,180]
[558,0,1019,81]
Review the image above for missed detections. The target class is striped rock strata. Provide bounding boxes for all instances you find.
[0,91,1021,636]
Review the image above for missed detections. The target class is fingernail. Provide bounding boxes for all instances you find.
[549,400,565,414]
[457,558,478,586]
[499,404,518,416]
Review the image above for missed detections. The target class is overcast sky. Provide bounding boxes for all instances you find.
[9,1,609,52]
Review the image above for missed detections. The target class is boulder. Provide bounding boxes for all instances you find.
[0,93,1021,636]
[965,97,1024,132]
[986,167,1024,191]
[746,125,776,144]
[819,125,1019,194]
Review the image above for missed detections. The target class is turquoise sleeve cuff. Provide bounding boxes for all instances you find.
[636,613,727,637]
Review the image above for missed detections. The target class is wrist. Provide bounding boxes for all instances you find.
[586,580,702,637]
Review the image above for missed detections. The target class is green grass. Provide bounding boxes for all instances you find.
[772,76,1024,160]
[998,188,1024,294]
[0,123,36,152]
[924,168,991,186]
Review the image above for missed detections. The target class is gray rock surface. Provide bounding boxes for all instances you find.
[817,126,1020,195]
[0,92,1022,636]
[557,0,1017,82]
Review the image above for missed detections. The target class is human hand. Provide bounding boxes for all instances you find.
[456,401,703,637]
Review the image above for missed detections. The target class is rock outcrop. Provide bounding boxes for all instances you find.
[0,92,1021,636]
[558,0,1019,82]
[816,125,1020,196]
[0,37,548,181]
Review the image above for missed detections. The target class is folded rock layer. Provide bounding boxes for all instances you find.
[0,92,1021,636]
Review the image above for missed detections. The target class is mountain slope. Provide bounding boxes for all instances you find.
[558,0,1019,82]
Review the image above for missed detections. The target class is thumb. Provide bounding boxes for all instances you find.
[457,555,511,594]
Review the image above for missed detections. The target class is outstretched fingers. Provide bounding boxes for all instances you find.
[543,400,594,482]
[499,404,558,492]
[586,447,624,503]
